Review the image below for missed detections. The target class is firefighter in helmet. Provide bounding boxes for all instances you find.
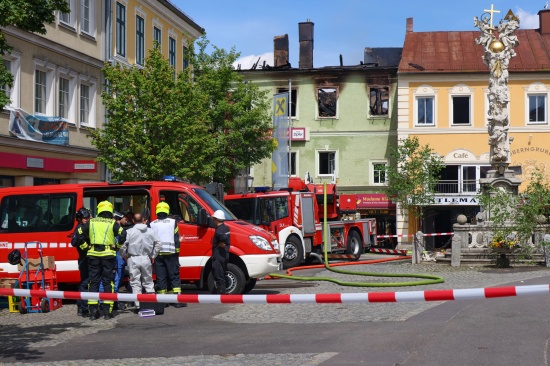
[150,201,186,307]
[211,210,230,294]
[74,200,126,320]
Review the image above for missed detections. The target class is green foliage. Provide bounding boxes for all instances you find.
[479,169,550,245]
[90,37,274,187]
[0,0,70,109]
[385,136,444,223]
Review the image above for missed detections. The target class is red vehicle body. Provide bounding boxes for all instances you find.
[224,177,376,269]
[0,179,281,294]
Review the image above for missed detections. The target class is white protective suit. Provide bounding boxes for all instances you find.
[120,223,161,307]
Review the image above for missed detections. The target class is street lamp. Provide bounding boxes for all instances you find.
[247,175,254,192]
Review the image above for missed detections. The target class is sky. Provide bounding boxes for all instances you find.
[172,1,544,69]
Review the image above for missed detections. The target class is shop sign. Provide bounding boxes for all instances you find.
[433,196,479,205]
[356,194,395,209]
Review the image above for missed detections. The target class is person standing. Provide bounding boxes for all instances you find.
[211,210,230,294]
[150,202,186,307]
[70,207,91,317]
[74,200,126,320]
[119,213,160,310]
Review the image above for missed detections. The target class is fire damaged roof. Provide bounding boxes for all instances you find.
[398,29,550,73]
[364,48,403,67]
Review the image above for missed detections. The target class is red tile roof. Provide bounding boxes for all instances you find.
[398,29,550,73]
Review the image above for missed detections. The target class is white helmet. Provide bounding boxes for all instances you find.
[212,210,226,221]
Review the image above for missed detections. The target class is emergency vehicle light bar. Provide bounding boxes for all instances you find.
[254,186,270,193]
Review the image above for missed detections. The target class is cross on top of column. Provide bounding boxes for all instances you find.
[484,4,501,29]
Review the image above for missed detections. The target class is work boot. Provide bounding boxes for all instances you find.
[215,281,227,295]
[103,304,114,320]
[89,306,100,321]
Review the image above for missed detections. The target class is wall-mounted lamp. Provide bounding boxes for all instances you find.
[247,175,254,192]
[529,134,533,141]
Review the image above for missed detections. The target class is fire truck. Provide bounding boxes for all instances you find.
[0,178,281,294]
[224,177,376,269]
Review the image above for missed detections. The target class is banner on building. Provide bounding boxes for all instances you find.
[272,92,289,190]
[8,108,69,146]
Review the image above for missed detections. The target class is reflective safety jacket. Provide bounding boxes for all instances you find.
[86,217,125,257]
[150,218,179,255]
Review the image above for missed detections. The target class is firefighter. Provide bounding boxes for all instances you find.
[70,207,91,317]
[211,210,230,294]
[75,200,126,320]
[150,202,186,307]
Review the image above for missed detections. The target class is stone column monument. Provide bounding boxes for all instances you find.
[475,5,522,201]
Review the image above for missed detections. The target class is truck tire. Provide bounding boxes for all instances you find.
[40,298,50,313]
[207,263,246,294]
[346,231,363,259]
[283,236,304,269]
[243,278,257,294]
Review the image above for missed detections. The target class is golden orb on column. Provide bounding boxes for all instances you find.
[489,39,505,53]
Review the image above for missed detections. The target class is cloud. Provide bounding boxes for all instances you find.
[233,52,274,70]
[516,8,538,29]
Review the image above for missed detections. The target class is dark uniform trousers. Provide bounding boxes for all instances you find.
[88,256,116,296]
[76,253,90,313]
[154,254,181,292]
[212,247,228,294]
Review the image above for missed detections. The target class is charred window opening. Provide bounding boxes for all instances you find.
[318,151,336,175]
[277,88,297,117]
[317,88,337,118]
[369,87,389,116]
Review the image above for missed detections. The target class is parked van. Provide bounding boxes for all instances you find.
[0,179,281,294]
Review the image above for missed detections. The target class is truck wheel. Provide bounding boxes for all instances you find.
[346,231,363,259]
[243,278,257,294]
[283,236,304,269]
[207,263,246,294]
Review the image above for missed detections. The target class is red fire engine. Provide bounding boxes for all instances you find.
[224,177,376,269]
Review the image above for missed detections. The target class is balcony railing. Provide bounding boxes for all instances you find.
[434,180,478,194]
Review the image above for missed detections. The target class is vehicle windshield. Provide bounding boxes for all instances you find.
[224,198,258,225]
[194,188,236,221]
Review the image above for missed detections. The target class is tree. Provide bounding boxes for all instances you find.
[89,37,274,186]
[0,0,70,109]
[385,137,443,263]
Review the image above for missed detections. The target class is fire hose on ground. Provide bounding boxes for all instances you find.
[268,182,445,287]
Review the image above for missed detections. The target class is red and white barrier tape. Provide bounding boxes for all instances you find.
[376,232,455,239]
[370,248,408,255]
[1,285,549,304]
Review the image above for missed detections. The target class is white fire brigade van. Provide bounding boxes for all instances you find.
[0,179,281,294]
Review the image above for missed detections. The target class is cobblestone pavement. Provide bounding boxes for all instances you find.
[1,260,550,365]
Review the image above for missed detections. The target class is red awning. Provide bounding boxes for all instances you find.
[356,194,395,209]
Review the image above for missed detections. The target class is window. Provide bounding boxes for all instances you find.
[136,15,145,65]
[417,97,434,125]
[58,77,69,119]
[317,87,337,118]
[1,59,11,98]
[0,193,76,233]
[116,2,126,57]
[154,26,161,48]
[372,162,387,185]
[80,83,89,124]
[35,70,47,114]
[169,37,176,68]
[369,87,389,116]
[529,94,546,123]
[79,75,96,127]
[182,46,189,69]
[81,0,90,33]
[286,151,297,176]
[277,88,297,117]
[2,53,20,108]
[59,0,76,27]
[318,151,336,176]
[452,96,470,124]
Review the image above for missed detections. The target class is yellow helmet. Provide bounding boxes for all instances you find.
[97,200,113,214]
[156,201,170,215]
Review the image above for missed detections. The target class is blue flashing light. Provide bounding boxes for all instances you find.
[162,175,188,182]
[254,186,271,193]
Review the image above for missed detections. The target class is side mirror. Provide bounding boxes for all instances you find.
[197,208,208,227]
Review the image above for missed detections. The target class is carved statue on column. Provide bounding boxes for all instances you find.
[474,8,520,167]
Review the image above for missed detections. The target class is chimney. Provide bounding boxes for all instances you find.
[273,34,289,67]
[539,10,550,34]
[298,19,314,69]
[406,17,414,32]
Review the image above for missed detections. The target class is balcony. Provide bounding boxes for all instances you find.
[434,180,478,195]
